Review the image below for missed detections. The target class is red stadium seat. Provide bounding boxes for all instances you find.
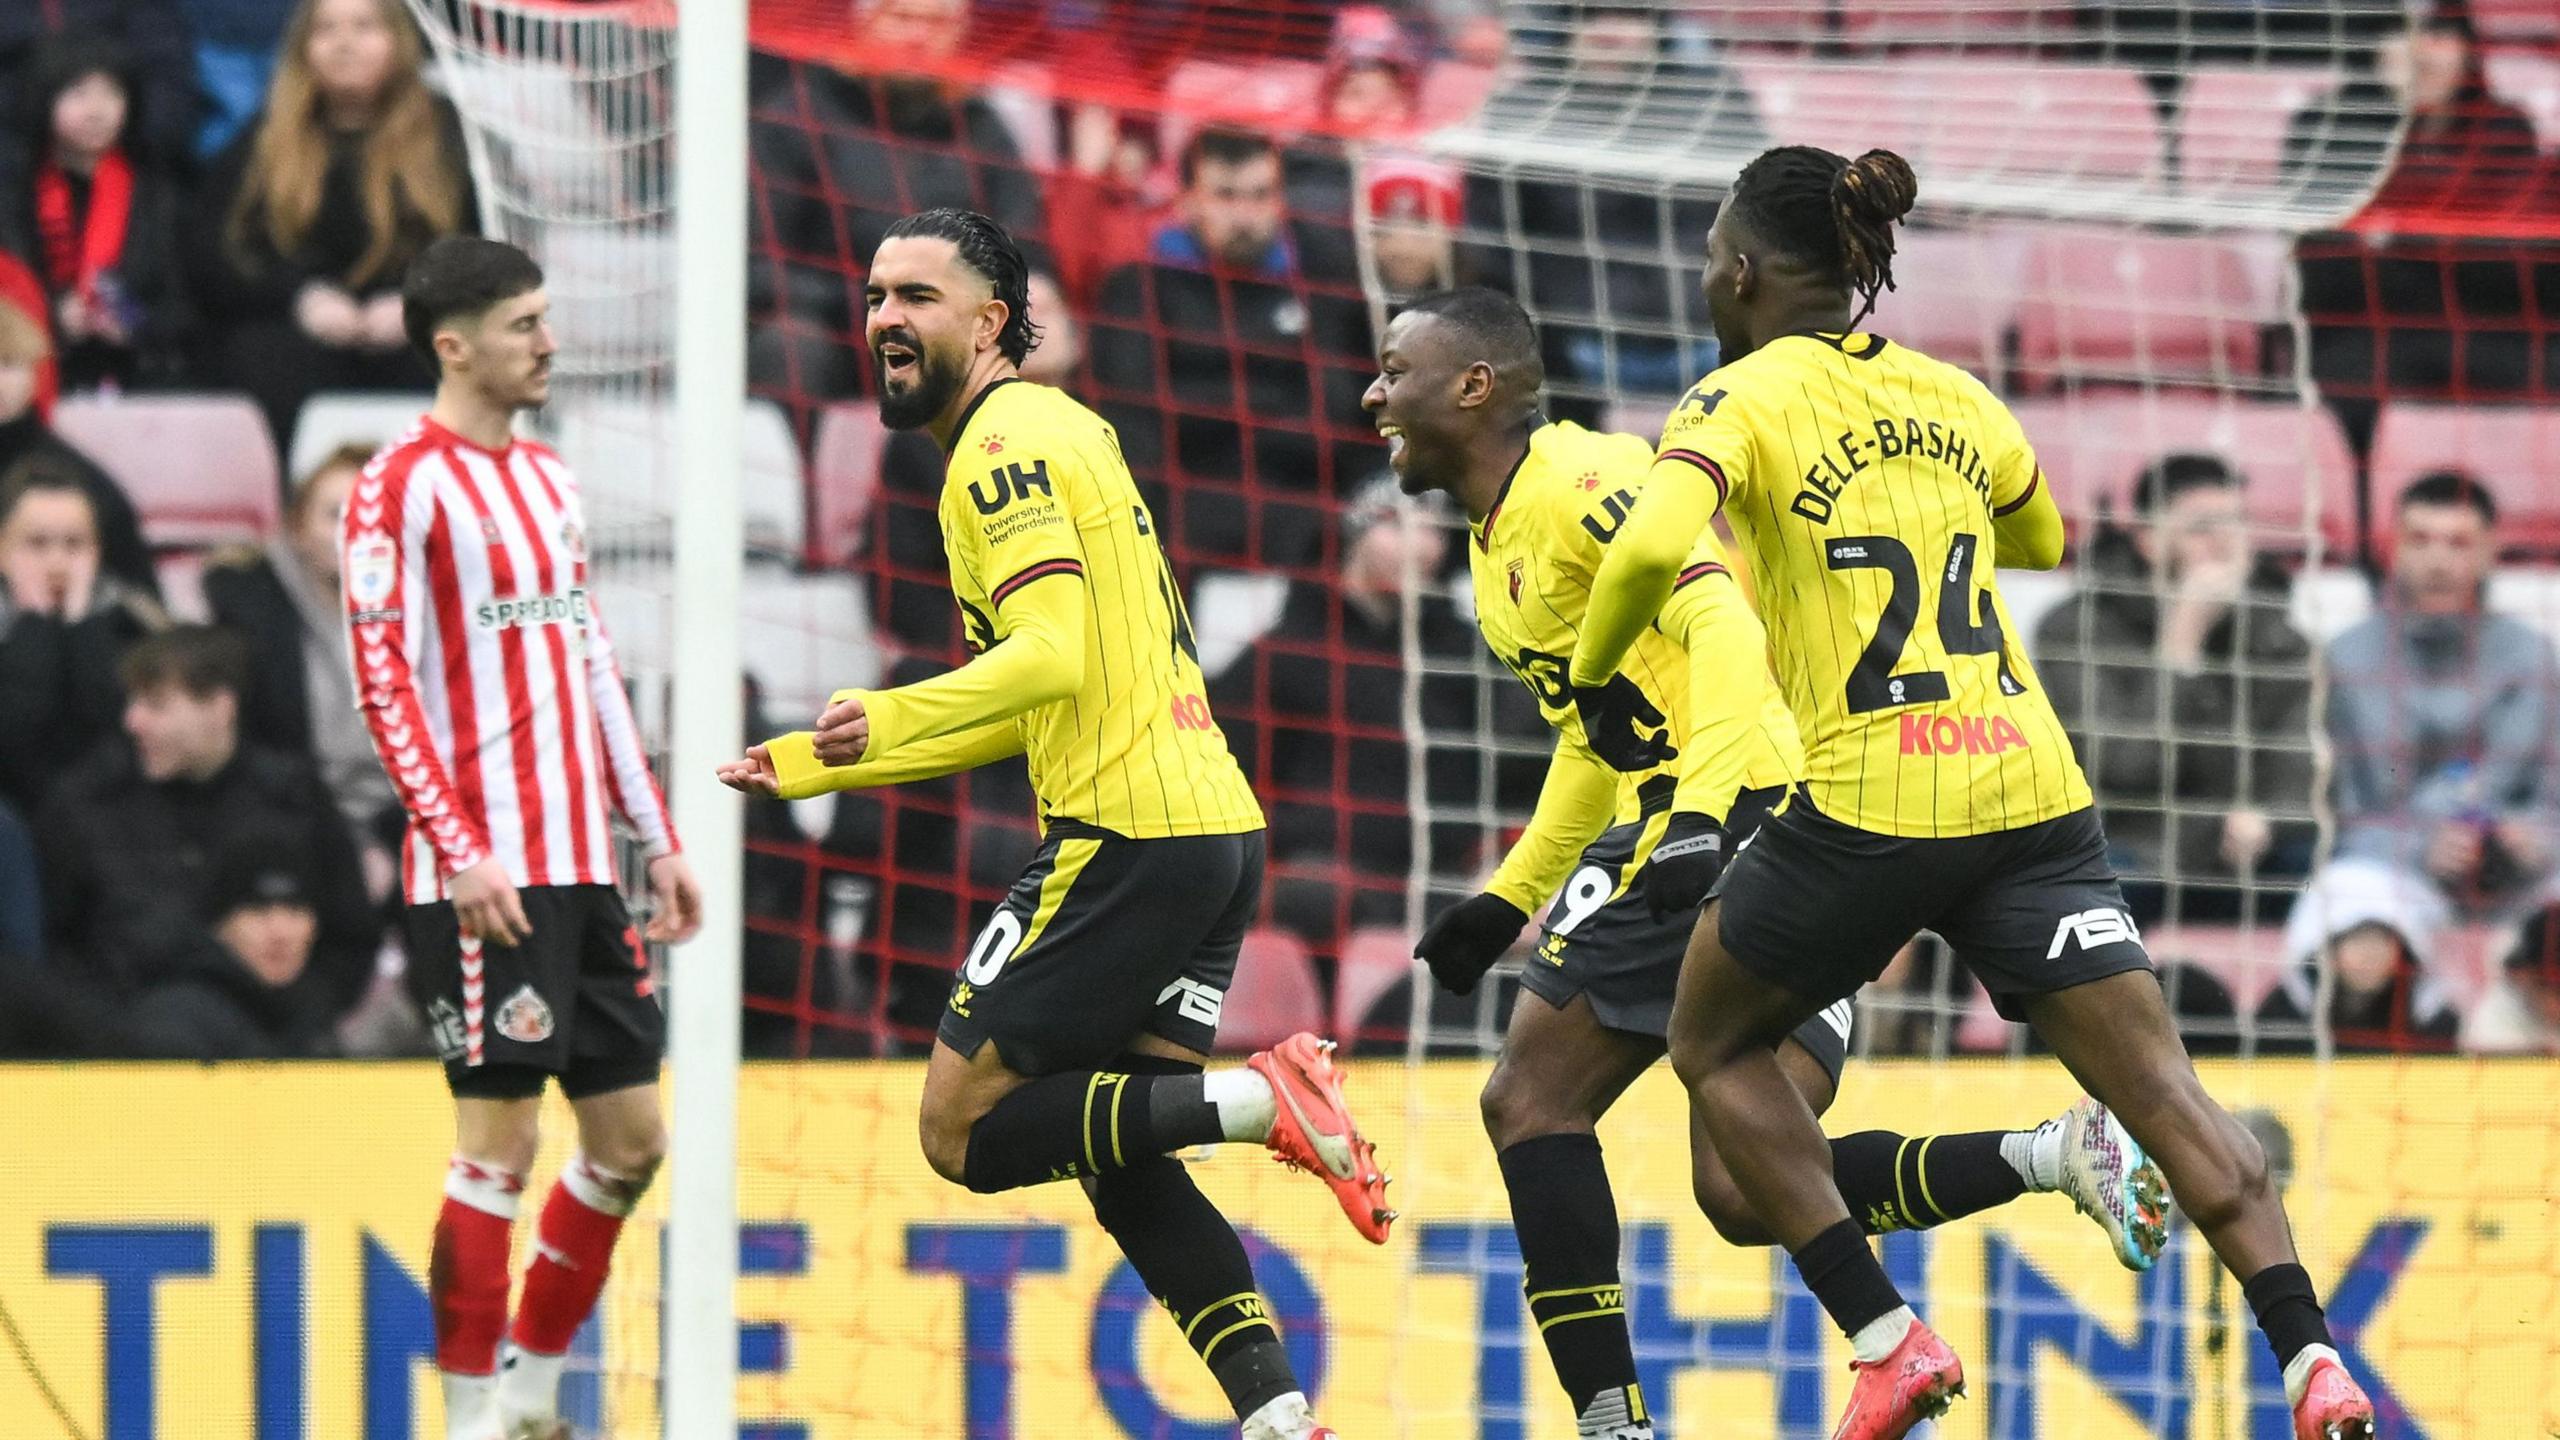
[2369,403,2560,551]
[1897,60,2164,194]
[1836,0,2069,45]
[51,392,280,548]
[811,401,889,568]
[1217,927,1325,1053]
[1741,59,2163,196]
[1334,926,1415,1044]
[2180,66,2342,200]
[2013,228,2281,389]
[2475,0,2560,44]
[1160,58,1323,155]
[2005,392,2359,547]
[1861,225,2032,384]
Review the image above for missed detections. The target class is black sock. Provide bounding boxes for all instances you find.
[1792,1218,1907,1339]
[1498,1134,1646,1424]
[1831,1130,2028,1234]
[2242,1263,2333,1370]
[1091,1152,1297,1418]
[961,1069,1225,1193]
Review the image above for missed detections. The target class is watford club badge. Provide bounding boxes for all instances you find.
[1507,558,1526,606]
[495,984,556,1043]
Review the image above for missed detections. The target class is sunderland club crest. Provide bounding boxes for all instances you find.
[495,984,555,1043]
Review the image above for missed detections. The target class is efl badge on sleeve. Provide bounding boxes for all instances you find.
[495,984,556,1043]
[347,535,397,606]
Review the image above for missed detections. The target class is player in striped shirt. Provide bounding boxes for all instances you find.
[719,209,1385,1440]
[347,237,702,1440]
[1572,148,2375,1440]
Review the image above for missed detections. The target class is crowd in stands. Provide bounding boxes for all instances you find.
[1,0,2558,1061]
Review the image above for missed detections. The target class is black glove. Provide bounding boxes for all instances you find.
[1414,892,1529,996]
[1642,811,1731,922]
[1571,674,1680,772]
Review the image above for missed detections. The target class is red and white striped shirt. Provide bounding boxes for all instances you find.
[343,417,679,905]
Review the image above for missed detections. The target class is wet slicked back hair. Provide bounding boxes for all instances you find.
[882,208,1043,365]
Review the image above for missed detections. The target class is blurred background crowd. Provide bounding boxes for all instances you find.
[0,0,2557,1065]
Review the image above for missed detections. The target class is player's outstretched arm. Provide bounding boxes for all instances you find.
[752,718,1026,799]
[814,569,1087,765]
[1570,458,1721,688]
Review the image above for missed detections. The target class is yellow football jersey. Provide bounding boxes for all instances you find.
[924,378,1263,837]
[1469,421,1801,908]
[1655,333,2090,838]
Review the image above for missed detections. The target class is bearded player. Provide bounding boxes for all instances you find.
[1570,148,2378,1439]
[1370,287,2166,1440]
[716,209,1388,1440]
[345,237,704,1440]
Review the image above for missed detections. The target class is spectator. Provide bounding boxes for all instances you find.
[2463,902,2560,1055]
[2283,0,2538,213]
[2033,454,2316,924]
[1285,6,1427,285]
[203,441,399,869]
[1093,126,1376,568]
[2284,472,2560,1004]
[745,0,1045,401]
[0,294,154,594]
[190,0,473,446]
[2253,922,2463,1054]
[1364,155,1461,301]
[36,624,374,1057]
[1206,479,1545,947]
[0,798,38,961]
[0,0,199,175]
[2,30,193,392]
[1049,106,1169,303]
[0,453,164,814]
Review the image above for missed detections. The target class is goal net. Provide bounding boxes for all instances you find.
[406,0,2560,1435]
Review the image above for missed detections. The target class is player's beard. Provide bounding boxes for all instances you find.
[877,338,970,431]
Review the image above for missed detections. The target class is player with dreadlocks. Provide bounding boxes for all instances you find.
[1568,147,2379,1440]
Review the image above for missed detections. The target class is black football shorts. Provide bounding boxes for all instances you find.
[939,820,1266,1076]
[1523,781,1849,1086]
[1714,793,2153,1022]
[405,883,665,1100]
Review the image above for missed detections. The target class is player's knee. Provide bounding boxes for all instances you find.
[590,1120,667,1187]
[1478,1064,1570,1150]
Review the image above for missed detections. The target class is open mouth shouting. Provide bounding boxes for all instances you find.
[875,332,922,387]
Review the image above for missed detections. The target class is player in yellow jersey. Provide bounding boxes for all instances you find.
[715,210,1387,1440]
[1370,287,2165,1440]
[1570,152,2378,1440]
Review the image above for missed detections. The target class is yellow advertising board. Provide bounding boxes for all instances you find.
[0,1060,2552,1438]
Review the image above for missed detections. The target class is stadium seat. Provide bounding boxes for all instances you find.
[289,391,432,482]
[1419,63,1499,130]
[587,562,884,720]
[1741,59,2163,198]
[1333,926,1416,1045]
[2006,392,2358,547]
[551,397,806,561]
[1835,0,2069,45]
[2288,565,2374,645]
[2369,403,2560,551]
[2179,66,2343,201]
[2475,0,2560,45]
[1217,928,1324,1053]
[811,401,888,567]
[1861,225,2032,384]
[1160,59,1323,155]
[51,392,280,548]
[2013,228,2281,389]
[2143,923,2292,1015]
[2488,566,2560,646]
[2484,51,2560,155]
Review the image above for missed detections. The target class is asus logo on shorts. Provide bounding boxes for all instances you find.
[2047,907,2141,960]
[1156,977,1224,1027]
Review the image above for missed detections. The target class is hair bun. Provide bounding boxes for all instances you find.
[1836,149,1918,225]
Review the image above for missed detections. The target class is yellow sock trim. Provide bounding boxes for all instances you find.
[1914,1134,1945,1224]
[1182,1291,1265,1344]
